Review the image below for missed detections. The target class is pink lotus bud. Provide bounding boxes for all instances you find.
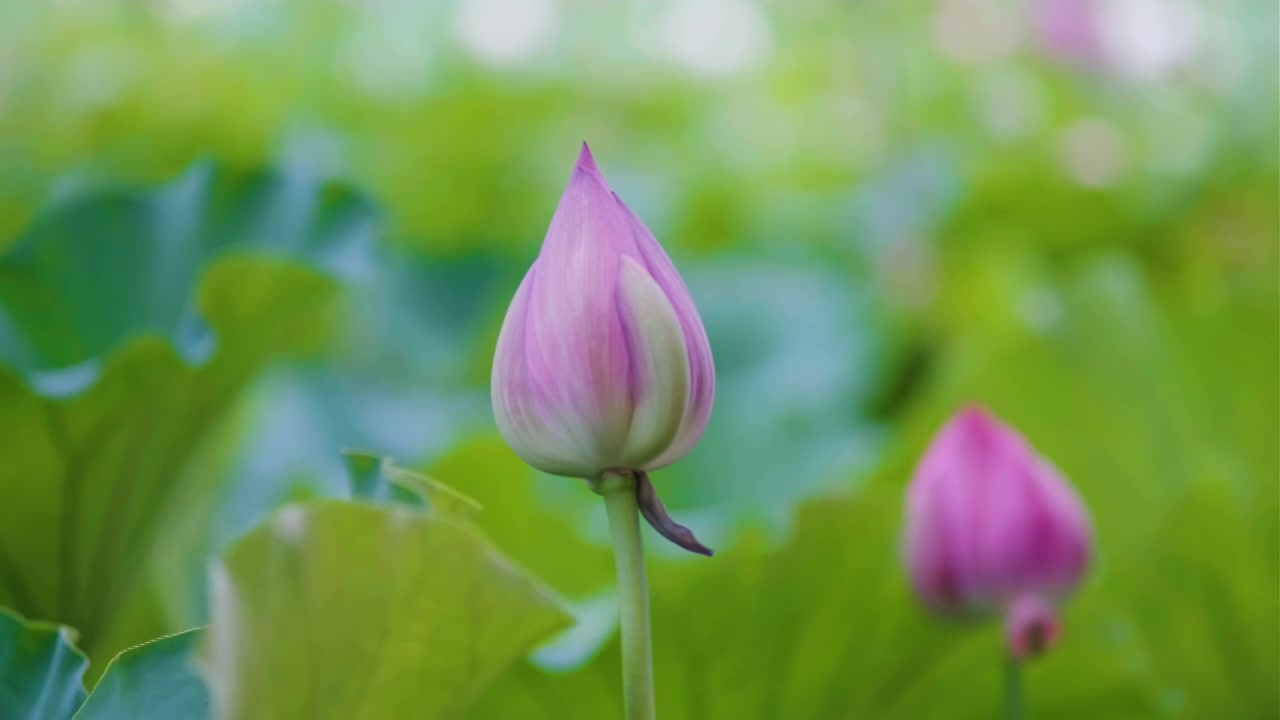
[492,143,715,483]
[1032,0,1105,68]
[903,405,1092,658]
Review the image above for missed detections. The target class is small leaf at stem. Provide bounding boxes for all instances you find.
[635,472,713,557]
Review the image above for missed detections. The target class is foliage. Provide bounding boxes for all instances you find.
[203,499,571,719]
[0,609,87,720]
[73,630,208,720]
[1,459,571,720]
[0,164,371,668]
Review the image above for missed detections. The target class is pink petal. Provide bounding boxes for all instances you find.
[613,195,715,470]
[520,145,640,470]
[614,256,691,468]
[492,265,598,477]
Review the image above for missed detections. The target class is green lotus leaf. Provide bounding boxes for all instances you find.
[0,608,88,720]
[202,499,573,719]
[74,629,208,720]
[0,164,375,669]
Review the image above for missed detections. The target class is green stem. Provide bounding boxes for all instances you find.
[599,472,656,720]
[1004,654,1024,720]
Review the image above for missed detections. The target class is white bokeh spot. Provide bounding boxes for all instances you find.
[659,0,773,79]
[454,0,559,67]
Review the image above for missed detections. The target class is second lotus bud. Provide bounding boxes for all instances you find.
[902,405,1093,660]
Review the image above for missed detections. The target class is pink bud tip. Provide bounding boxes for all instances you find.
[575,141,599,174]
[902,405,1093,637]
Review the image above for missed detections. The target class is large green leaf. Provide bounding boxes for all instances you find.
[0,165,375,667]
[0,162,374,377]
[74,629,208,720]
[202,499,573,720]
[0,608,88,720]
[476,491,1159,720]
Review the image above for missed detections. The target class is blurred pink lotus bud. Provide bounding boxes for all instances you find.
[1032,0,1105,68]
[903,405,1092,659]
[1032,0,1201,80]
[492,143,715,482]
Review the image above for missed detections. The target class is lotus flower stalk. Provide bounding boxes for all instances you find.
[492,143,716,720]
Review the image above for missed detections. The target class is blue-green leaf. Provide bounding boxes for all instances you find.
[74,629,208,720]
[0,608,88,720]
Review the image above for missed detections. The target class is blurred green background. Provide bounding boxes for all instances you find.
[0,0,1276,717]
